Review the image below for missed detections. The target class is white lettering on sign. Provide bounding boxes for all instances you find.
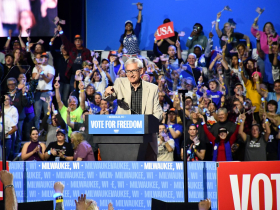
[230,173,280,210]
[157,26,174,36]
[90,121,104,128]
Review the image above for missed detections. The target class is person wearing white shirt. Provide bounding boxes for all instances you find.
[3,95,18,125]
[0,108,18,160]
[32,52,55,129]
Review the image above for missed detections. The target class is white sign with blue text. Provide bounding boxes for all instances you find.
[88,115,145,134]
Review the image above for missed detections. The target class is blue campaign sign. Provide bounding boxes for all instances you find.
[88,114,145,134]
[9,161,218,210]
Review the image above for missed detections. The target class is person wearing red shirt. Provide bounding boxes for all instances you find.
[199,114,240,161]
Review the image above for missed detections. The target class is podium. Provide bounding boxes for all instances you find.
[88,114,159,161]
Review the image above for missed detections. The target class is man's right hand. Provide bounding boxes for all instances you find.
[105,86,114,96]
[0,170,13,186]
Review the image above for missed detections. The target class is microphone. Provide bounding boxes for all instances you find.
[117,98,139,114]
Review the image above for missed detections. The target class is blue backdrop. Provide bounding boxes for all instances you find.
[9,161,217,210]
[86,0,280,51]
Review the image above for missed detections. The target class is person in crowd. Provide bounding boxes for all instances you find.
[0,108,18,160]
[71,131,95,161]
[200,113,240,161]
[203,101,218,127]
[263,118,279,160]
[100,58,116,85]
[181,124,206,161]
[84,60,108,94]
[241,69,262,123]
[117,69,126,78]
[197,78,225,108]
[32,52,55,129]
[225,83,246,110]
[259,100,280,132]
[180,53,207,84]
[44,129,74,161]
[161,108,182,160]
[210,108,237,136]
[57,25,92,92]
[42,97,67,147]
[50,38,70,106]
[13,48,28,74]
[1,54,21,94]
[154,18,179,55]
[216,12,250,56]
[21,127,46,161]
[85,83,96,103]
[108,51,124,75]
[118,3,142,62]
[0,170,18,210]
[54,80,86,137]
[239,114,270,161]
[186,23,208,55]
[257,78,280,114]
[157,123,175,161]
[158,91,173,110]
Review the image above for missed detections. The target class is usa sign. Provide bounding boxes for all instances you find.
[155,22,175,40]
[217,161,280,210]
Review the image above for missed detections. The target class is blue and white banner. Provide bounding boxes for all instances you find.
[88,115,145,134]
[9,161,217,210]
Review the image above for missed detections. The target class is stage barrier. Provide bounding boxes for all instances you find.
[8,161,217,210]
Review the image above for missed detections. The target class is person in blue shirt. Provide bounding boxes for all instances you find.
[256,79,280,114]
[197,79,225,108]
[161,108,183,161]
[118,3,142,62]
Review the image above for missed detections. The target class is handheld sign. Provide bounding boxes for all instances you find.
[89,115,145,134]
[155,22,175,40]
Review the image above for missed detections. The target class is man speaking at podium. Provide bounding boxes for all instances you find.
[104,58,163,119]
[104,57,163,160]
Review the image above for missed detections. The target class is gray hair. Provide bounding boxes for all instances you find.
[217,108,227,115]
[124,58,143,69]
[188,53,197,59]
[7,77,17,85]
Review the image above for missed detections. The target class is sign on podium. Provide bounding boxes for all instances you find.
[88,115,145,134]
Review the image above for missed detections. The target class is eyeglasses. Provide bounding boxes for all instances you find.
[125,69,140,75]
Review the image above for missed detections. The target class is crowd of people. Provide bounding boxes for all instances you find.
[0,3,280,163]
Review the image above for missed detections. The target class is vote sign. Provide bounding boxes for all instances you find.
[217,161,280,210]
[89,115,145,134]
[155,22,175,40]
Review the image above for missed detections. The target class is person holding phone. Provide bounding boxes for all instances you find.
[44,129,74,161]
[186,23,208,55]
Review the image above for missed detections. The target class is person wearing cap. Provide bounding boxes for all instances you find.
[32,52,55,129]
[44,129,74,161]
[239,114,270,161]
[56,25,92,92]
[186,23,208,55]
[241,69,262,124]
[50,37,70,106]
[41,97,67,147]
[1,54,21,94]
[162,108,183,161]
[153,18,180,55]
[118,3,142,62]
[200,113,240,161]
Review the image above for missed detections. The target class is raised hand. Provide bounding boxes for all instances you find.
[217,12,221,20]
[54,182,65,193]
[54,81,60,89]
[75,194,92,210]
[78,81,85,90]
[256,31,260,40]
[268,37,273,46]
[209,32,214,39]
[0,170,13,186]
[175,40,180,48]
